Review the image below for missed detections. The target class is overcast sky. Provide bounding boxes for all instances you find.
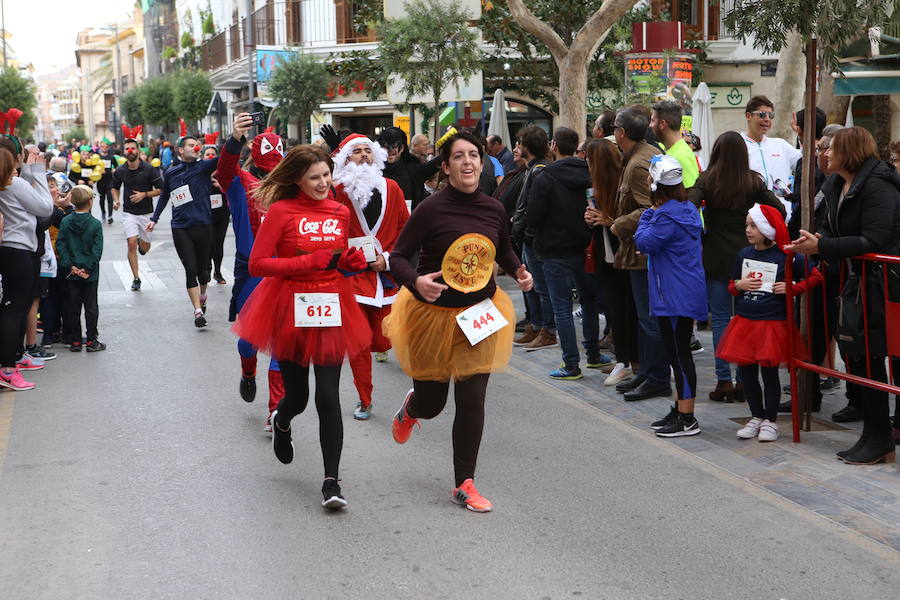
[4,0,135,74]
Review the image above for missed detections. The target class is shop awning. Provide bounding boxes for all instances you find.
[834,69,900,95]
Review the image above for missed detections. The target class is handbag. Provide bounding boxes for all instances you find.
[838,263,887,357]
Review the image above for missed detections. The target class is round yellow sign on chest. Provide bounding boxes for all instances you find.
[441,233,496,293]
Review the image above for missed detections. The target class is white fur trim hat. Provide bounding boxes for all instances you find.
[332,133,387,175]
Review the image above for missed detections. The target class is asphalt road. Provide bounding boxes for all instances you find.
[1,208,898,599]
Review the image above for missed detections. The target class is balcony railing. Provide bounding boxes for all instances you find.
[198,0,380,72]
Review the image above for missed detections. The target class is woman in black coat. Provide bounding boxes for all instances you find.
[788,126,900,465]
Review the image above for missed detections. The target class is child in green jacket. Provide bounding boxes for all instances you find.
[56,185,105,352]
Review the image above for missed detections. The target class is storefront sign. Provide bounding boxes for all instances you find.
[624,53,694,102]
[707,85,752,109]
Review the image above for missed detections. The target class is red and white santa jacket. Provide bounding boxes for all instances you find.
[334,176,409,307]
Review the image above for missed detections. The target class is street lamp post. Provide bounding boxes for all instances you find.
[1,0,7,68]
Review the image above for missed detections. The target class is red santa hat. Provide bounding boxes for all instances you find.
[748,203,790,251]
[332,133,386,176]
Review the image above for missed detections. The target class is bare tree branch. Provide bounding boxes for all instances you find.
[570,0,636,61]
[506,0,569,63]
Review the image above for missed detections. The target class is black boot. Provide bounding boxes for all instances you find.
[843,393,895,465]
[836,431,869,460]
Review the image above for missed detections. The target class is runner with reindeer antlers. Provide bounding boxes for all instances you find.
[111,128,162,291]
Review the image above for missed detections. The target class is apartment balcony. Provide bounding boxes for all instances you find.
[199,0,380,81]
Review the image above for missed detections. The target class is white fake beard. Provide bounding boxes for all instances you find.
[334,160,383,209]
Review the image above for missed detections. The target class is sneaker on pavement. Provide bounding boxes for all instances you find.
[737,417,764,439]
[322,479,348,510]
[655,413,700,437]
[524,328,558,351]
[689,338,704,354]
[604,363,630,387]
[392,388,419,444]
[240,374,256,403]
[374,351,388,363]
[85,340,107,352]
[651,405,679,430]
[354,401,371,420]
[131,278,141,291]
[513,324,539,346]
[549,364,583,380]
[264,413,273,433]
[194,311,207,328]
[0,369,35,391]
[69,341,82,352]
[26,345,56,360]
[451,478,493,512]
[586,353,615,369]
[758,420,778,442]
[271,410,294,464]
[16,355,44,370]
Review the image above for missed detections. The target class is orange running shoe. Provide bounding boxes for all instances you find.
[392,388,419,444]
[451,478,493,512]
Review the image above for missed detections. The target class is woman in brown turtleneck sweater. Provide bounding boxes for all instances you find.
[384,131,533,513]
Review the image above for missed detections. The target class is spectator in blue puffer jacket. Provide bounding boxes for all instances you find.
[634,154,707,439]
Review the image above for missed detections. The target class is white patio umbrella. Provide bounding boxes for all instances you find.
[691,82,715,169]
[487,88,511,150]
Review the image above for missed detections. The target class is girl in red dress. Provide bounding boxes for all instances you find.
[233,145,369,510]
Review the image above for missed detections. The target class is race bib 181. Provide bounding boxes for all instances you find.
[171,184,194,208]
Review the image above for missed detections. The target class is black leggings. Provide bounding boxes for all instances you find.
[658,316,696,400]
[277,362,343,479]
[172,225,212,288]
[597,264,638,366]
[739,364,781,422]
[96,181,114,219]
[407,373,490,486]
[0,247,34,367]
[209,208,230,277]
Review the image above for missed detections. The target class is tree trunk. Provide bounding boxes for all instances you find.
[817,58,835,122]
[434,93,441,145]
[772,31,805,142]
[558,52,589,135]
[828,96,851,126]
[873,94,892,160]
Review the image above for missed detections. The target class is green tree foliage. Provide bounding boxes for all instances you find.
[378,0,482,141]
[268,52,330,142]
[64,127,86,143]
[121,87,144,126]
[327,50,387,101]
[724,0,890,69]
[172,70,213,124]
[139,75,178,126]
[0,67,38,139]
[481,0,650,114]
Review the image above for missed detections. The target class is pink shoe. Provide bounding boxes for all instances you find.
[15,356,44,371]
[0,369,35,391]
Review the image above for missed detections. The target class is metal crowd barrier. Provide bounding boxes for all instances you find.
[784,253,900,443]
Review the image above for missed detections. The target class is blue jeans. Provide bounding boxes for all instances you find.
[522,244,554,330]
[629,270,670,386]
[707,278,737,383]
[543,255,600,368]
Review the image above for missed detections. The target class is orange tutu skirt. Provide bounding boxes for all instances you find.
[232,276,370,366]
[716,315,808,368]
[382,287,516,381]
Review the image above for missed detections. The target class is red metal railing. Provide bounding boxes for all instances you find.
[785,253,900,442]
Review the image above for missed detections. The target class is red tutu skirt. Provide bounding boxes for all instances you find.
[716,315,808,368]
[232,276,369,366]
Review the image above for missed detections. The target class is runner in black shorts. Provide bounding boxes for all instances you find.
[111,138,162,291]
[148,134,219,327]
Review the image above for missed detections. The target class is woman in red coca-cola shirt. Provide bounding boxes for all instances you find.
[233,144,369,510]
